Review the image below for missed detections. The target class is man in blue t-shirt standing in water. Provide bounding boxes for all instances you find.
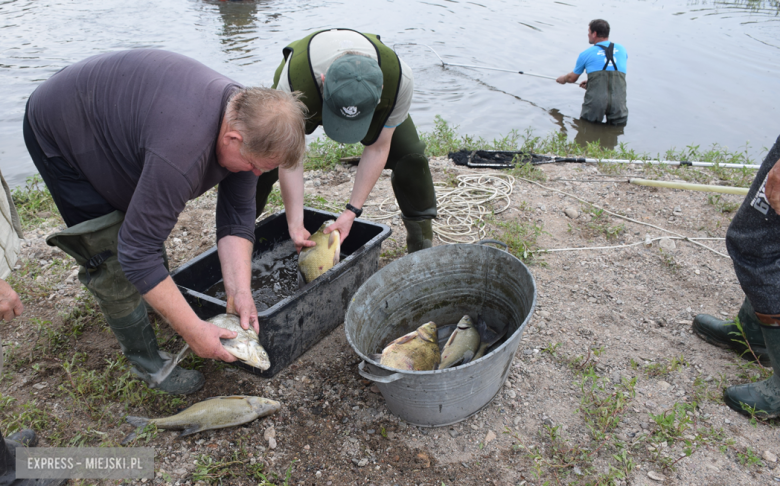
[557,19,628,125]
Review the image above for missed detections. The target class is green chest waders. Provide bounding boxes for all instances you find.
[580,44,627,126]
[46,211,203,395]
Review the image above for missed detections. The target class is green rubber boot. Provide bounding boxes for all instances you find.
[402,218,433,253]
[46,211,203,395]
[724,324,780,418]
[692,298,768,365]
[108,303,204,395]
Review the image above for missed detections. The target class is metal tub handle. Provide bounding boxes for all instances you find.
[477,239,508,251]
[358,361,405,383]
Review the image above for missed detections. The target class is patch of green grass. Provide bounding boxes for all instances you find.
[540,341,561,358]
[488,217,544,262]
[644,355,688,377]
[707,194,740,213]
[506,367,638,485]
[305,138,363,172]
[193,447,296,485]
[658,248,678,273]
[581,205,625,240]
[737,446,763,467]
[510,161,547,182]
[10,174,61,230]
[380,239,406,260]
[59,352,185,422]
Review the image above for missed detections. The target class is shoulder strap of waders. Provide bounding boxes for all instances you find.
[273,30,326,135]
[597,42,618,71]
[274,29,402,144]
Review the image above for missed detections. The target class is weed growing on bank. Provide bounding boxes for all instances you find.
[508,344,763,485]
[10,174,60,230]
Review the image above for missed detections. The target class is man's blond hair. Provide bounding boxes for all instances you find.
[229,88,307,170]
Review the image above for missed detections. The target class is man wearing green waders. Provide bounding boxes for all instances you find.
[262,28,437,253]
[557,19,628,125]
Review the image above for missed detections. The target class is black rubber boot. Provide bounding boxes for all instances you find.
[1,429,67,486]
[724,325,780,419]
[402,218,433,253]
[692,297,768,365]
[108,303,204,395]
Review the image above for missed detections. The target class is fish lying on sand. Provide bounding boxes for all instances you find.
[439,315,481,369]
[374,322,440,371]
[208,314,270,370]
[298,220,340,284]
[126,396,280,438]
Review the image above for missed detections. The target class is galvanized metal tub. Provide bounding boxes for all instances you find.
[345,242,536,427]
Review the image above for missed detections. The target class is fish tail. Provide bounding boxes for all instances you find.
[126,416,150,428]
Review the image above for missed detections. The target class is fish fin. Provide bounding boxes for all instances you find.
[328,230,337,248]
[203,396,247,401]
[461,349,475,365]
[297,269,307,288]
[125,416,150,428]
[178,424,204,438]
[443,328,460,348]
[476,316,488,339]
[120,432,137,446]
[387,332,416,346]
[474,342,489,360]
[368,353,382,362]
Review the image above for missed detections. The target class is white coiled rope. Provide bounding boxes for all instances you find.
[363,173,515,244]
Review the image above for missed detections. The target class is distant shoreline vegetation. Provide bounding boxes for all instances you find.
[12,115,762,230]
[306,115,761,188]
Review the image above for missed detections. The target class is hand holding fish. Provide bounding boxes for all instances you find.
[180,319,238,363]
[226,294,259,333]
[288,223,314,254]
[323,211,354,244]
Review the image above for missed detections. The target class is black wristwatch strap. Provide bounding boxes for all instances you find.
[346,203,363,218]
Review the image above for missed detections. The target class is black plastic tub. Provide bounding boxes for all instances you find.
[170,208,391,378]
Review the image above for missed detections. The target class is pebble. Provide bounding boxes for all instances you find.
[564,207,579,219]
[448,429,459,438]
[647,470,666,481]
[267,437,277,449]
[484,430,496,444]
[657,380,671,391]
[506,389,517,399]
[765,451,778,463]
[523,349,533,356]
[658,238,676,251]
[539,310,551,319]
[263,426,276,441]
[610,372,622,384]
[513,416,522,426]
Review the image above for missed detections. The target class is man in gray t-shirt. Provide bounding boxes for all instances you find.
[24,49,306,394]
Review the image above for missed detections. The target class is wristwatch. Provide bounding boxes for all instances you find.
[346,203,363,218]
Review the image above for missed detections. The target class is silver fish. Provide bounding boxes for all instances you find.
[126,396,280,437]
[208,314,270,370]
[439,315,481,369]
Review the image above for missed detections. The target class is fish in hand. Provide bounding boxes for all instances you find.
[298,220,340,284]
[208,314,270,370]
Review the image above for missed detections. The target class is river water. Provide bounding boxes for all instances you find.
[1,0,778,188]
